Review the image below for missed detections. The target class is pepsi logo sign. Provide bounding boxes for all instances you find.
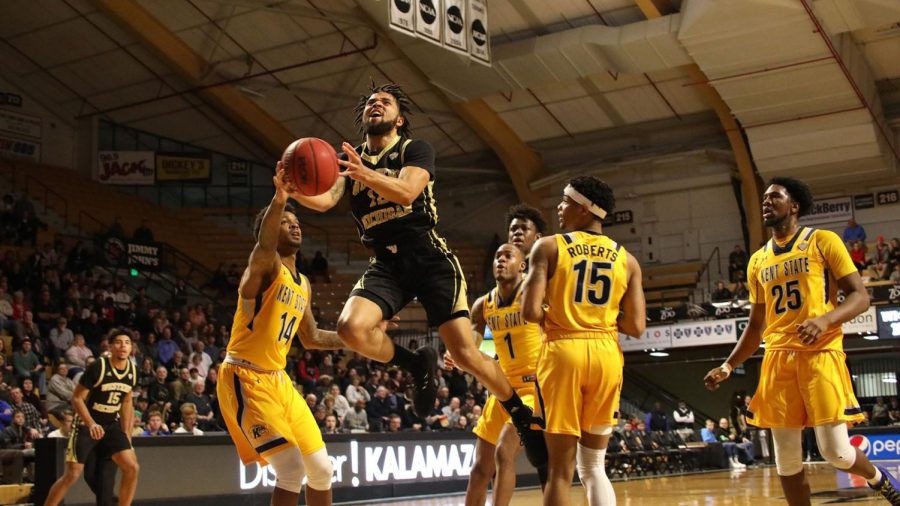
[849,434,870,455]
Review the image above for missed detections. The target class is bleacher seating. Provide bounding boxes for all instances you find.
[642,262,705,306]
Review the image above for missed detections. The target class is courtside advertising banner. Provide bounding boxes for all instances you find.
[389,0,415,35]
[619,326,672,352]
[878,306,900,339]
[443,0,467,54]
[97,151,155,185]
[155,154,211,182]
[670,319,739,348]
[416,0,442,45]
[468,0,490,65]
[841,306,877,335]
[799,196,853,226]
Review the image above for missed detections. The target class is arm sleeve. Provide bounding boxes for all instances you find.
[402,140,435,177]
[747,251,763,304]
[816,230,858,280]
[79,360,102,388]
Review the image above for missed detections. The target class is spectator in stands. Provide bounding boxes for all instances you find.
[648,401,669,431]
[11,339,44,394]
[344,399,369,432]
[442,396,462,429]
[0,398,11,430]
[700,419,744,469]
[169,368,192,402]
[871,236,891,280]
[313,405,328,429]
[0,356,15,395]
[173,403,203,435]
[133,220,154,243]
[65,334,92,371]
[0,411,31,483]
[849,240,867,272]
[310,251,330,283]
[188,342,211,379]
[729,244,748,282]
[322,414,342,435]
[184,381,215,431]
[48,410,74,438]
[20,378,45,421]
[33,289,60,336]
[732,281,749,300]
[842,218,866,245]
[872,397,890,426]
[889,238,900,266]
[9,291,27,323]
[711,281,733,302]
[147,366,173,417]
[673,400,695,436]
[888,398,900,425]
[0,287,18,338]
[386,413,403,433]
[7,388,40,438]
[296,350,319,394]
[141,411,169,436]
[46,363,75,415]
[891,263,900,283]
[717,417,754,465]
[327,384,350,419]
[49,317,74,363]
[367,386,397,432]
[157,327,179,367]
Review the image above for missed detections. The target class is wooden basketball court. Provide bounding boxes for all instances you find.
[383,463,888,505]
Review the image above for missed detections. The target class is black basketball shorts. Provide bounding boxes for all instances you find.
[66,423,132,464]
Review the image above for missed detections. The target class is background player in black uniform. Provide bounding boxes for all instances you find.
[45,329,139,506]
[292,83,544,462]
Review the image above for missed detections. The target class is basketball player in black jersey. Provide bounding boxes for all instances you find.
[45,329,139,506]
[292,83,545,464]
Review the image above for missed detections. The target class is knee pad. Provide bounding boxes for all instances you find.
[267,447,305,494]
[814,423,856,470]
[771,428,803,476]
[303,448,334,491]
[584,424,613,436]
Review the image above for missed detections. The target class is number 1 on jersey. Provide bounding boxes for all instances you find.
[278,312,297,344]
[503,332,515,359]
[572,260,612,305]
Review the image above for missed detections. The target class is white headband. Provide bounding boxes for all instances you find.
[564,184,607,219]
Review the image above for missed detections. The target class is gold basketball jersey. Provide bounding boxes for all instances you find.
[482,285,542,385]
[747,227,857,351]
[228,265,310,370]
[544,231,629,341]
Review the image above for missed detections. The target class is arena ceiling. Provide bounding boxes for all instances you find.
[1,0,899,196]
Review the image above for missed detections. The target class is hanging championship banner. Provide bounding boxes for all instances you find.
[468,0,490,65]
[97,151,155,185]
[443,0,467,54]
[416,0,442,46]
[799,196,853,226]
[389,0,415,35]
[0,109,41,139]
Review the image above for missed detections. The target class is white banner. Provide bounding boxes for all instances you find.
[800,196,853,226]
[416,0,442,45]
[97,151,155,185]
[443,0,467,54]
[0,109,41,139]
[0,133,40,162]
[389,0,415,35]
[468,0,490,65]
[842,306,877,335]
[619,326,672,352]
[670,319,739,348]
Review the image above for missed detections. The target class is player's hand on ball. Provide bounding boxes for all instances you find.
[797,317,828,345]
[337,143,368,182]
[89,423,105,440]
[443,351,457,371]
[272,162,298,199]
[704,366,731,391]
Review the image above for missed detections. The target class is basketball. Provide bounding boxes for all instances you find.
[281,137,340,196]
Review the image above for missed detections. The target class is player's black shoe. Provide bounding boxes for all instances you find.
[869,465,900,506]
[411,346,439,418]
[509,405,548,468]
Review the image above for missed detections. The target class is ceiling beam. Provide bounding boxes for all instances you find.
[634,0,765,250]
[91,0,295,157]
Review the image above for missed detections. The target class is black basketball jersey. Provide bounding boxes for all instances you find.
[342,135,438,246]
[78,356,137,426]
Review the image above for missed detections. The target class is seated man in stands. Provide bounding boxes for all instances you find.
[871,236,890,280]
[711,281,733,302]
[700,419,745,469]
[849,240,867,272]
[718,417,755,465]
[842,219,866,246]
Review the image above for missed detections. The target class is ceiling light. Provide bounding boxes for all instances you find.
[882,378,897,384]
[863,335,879,340]
[649,350,669,357]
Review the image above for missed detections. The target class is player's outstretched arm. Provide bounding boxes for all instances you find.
[618,252,646,338]
[704,302,765,391]
[522,237,555,323]
[291,177,345,213]
[240,163,294,299]
[338,142,430,206]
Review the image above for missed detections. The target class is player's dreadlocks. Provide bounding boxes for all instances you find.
[354,81,413,138]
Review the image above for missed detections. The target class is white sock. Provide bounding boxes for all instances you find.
[867,467,883,486]
[577,444,616,506]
